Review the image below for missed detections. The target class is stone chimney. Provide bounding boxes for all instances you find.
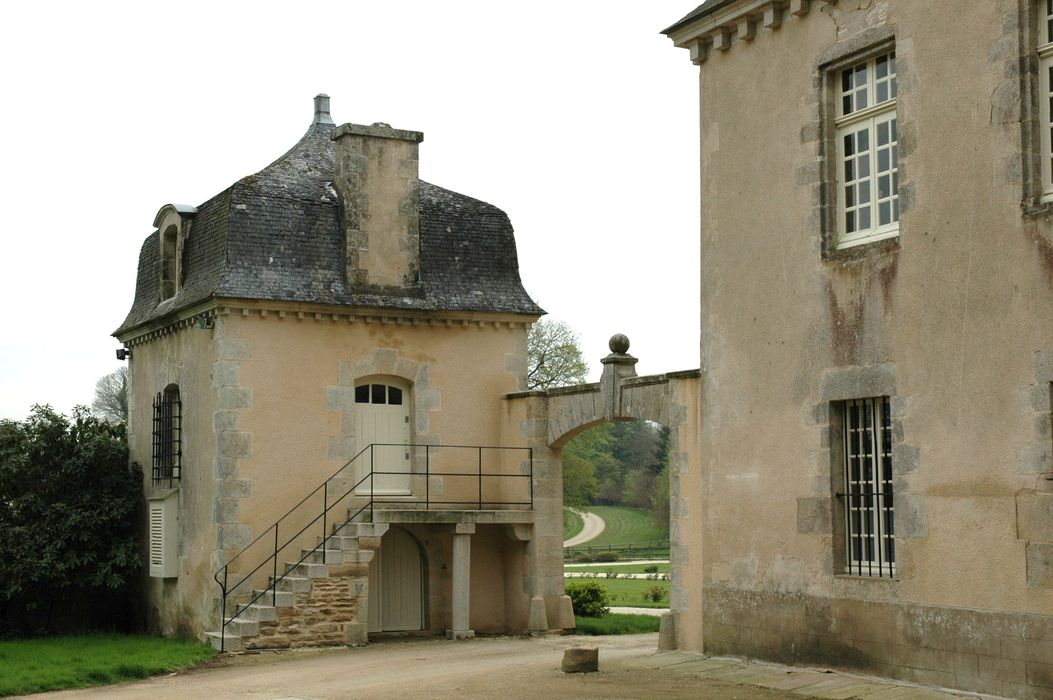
[332,121,424,291]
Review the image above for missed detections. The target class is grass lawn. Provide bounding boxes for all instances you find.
[566,577,669,609]
[573,613,660,635]
[563,507,584,541]
[0,634,214,696]
[564,562,670,575]
[573,506,667,550]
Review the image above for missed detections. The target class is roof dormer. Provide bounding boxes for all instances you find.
[153,204,197,301]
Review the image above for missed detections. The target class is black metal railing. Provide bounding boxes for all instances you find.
[836,490,895,578]
[211,442,532,651]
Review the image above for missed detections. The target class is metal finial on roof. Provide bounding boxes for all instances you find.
[313,94,334,125]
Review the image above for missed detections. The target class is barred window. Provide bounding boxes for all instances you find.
[152,385,181,487]
[840,396,895,577]
[834,51,899,249]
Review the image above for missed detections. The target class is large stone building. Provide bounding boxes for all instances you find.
[114,96,576,650]
[663,1,1053,697]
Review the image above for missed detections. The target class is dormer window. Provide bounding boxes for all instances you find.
[153,203,197,302]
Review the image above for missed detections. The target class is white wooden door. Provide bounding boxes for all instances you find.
[367,527,423,633]
[354,382,411,494]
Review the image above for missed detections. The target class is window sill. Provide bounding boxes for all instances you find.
[835,573,898,583]
[824,234,900,262]
[1022,197,1053,219]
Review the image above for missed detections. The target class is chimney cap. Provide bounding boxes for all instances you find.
[313,94,335,125]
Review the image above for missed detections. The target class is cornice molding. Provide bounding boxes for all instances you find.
[118,299,536,347]
[667,0,839,66]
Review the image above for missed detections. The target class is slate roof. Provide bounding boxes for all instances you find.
[115,120,543,336]
[662,0,733,36]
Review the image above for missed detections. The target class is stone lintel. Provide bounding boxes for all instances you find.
[454,522,476,535]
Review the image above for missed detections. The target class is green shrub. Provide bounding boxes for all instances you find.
[564,580,610,617]
[572,552,620,563]
[0,406,142,635]
[642,565,658,574]
[642,585,667,604]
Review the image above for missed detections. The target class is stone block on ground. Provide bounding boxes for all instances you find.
[562,645,599,673]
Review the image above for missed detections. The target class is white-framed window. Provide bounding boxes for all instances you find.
[840,396,895,577]
[835,52,899,249]
[1039,1,1053,201]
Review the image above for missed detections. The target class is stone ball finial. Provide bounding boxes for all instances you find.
[609,334,630,354]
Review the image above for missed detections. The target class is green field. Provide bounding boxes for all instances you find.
[571,506,667,550]
[0,634,214,696]
[563,508,584,541]
[564,562,670,575]
[573,613,660,635]
[566,577,669,609]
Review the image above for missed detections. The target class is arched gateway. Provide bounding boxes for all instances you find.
[504,335,702,650]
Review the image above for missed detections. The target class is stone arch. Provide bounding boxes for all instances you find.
[503,335,702,648]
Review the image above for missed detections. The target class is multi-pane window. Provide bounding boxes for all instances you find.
[152,385,182,487]
[355,383,404,405]
[840,396,895,577]
[835,52,899,249]
[1039,1,1053,200]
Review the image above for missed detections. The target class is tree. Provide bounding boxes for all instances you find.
[0,406,142,634]
[527,319,589,390]
[92,367,128,423]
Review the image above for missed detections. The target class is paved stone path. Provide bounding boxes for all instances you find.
[29,633,995,700]
[562,509,606,547]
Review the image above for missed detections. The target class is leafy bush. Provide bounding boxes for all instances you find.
[643,565,658,574]
[0,406,143,635]
[564,580,610,617]
[571,552,620,563]
[642,586,667,604]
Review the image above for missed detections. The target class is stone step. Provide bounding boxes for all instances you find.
[223,616,259,637]
[271,574,312,593]
[285,561,328,578]
[236,603,277,622]
[206,631,243,652]
[300,548,345,564]
[333,521,384,538]
[323,535,362,551]
[253,588,294,607]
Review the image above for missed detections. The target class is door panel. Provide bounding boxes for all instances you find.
[367,527,423,633]
[354,382,411,494]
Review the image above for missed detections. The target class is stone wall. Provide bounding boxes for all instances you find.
[247,562,369,650]
[704,586,1053,698]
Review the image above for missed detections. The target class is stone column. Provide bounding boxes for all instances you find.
[447,522,475,639]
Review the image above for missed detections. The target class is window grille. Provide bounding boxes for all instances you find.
[840,396,895,577]
[152,385,182,487]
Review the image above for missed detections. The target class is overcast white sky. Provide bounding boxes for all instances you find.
[0,1,701,421]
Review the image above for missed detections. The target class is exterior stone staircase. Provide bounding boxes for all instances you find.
[207,520,388,651]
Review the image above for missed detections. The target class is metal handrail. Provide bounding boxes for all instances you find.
[212,442,532,651]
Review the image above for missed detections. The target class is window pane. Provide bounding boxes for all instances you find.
[845,185,855,207]
[844,160,854,182]
[877,83,888,104]
[855,64,867,84]
[843,96,853,115]
[891,118,898,141]
[858,129,869,152]
[856,88,868,111]
[859,206,871,230]
[879,201,891,226]
[842,69,853,92]
[388,387,403,405]
[846,210,856,233]
[844,134,855,156]
[372,384,386,404]
[878,149,890,173]
[858,154,870,178]
[892,200,899,222]
[858,182,870,204]
[876,55,888,79]
[890,78,897,99]
[879,174,890,198]
[877,122,889,146]
[355,385,369,403]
